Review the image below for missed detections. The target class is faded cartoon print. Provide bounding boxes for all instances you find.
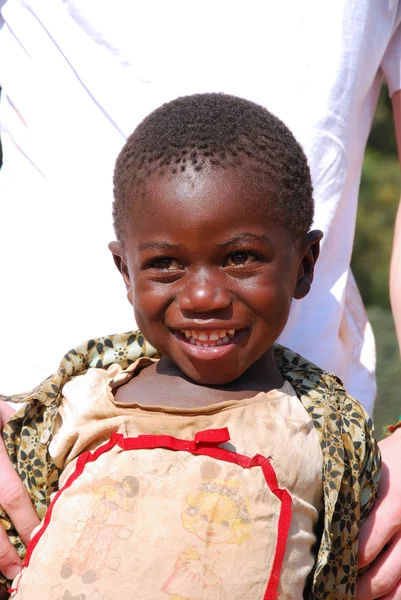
[60,474,140,585]
[85,475,139,523]
[162,462,252,600]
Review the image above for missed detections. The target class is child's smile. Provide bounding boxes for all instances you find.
[173,327,242,348]
[170,327,248,362]
[110,163,320,386]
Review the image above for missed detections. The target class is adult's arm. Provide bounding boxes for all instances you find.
[390,89,401,354]
[0,404,40,596]
[356,88,401,600]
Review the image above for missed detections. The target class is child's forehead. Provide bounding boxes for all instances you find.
[137,162,275,215]
[121,163,292,253]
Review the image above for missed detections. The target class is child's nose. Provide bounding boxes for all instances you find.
[177,270,232,313]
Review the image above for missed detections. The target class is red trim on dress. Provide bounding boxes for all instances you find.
[24,428,292,600]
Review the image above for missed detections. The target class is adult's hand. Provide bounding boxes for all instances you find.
[0,405,40,585]
[356,428,401,599]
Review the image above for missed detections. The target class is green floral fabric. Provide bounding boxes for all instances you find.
[0,330,380,599]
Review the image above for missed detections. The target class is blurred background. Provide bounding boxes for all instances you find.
[0,85,400,438]
[352,84,401,439]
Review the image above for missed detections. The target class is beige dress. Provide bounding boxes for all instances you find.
[10,358,323,600]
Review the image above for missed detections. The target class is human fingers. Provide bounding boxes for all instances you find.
[0,403,16,428]
[359,434,401,568]
[0,431,40,549]
[358,472,395,568]
[378,581,401,600]
[358,502,395,572]
[356,531,401,599]
[0,518,22,582]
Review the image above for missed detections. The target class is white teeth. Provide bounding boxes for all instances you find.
[179,328,238,346]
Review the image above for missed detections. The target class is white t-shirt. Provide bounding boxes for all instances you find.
[1,0,401,413]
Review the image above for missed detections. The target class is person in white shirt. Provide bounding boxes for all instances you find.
[0,1,401,598]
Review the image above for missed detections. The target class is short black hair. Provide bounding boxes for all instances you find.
[113,93,314,242]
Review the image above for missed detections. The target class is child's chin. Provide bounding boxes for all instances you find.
[183,365,243,387]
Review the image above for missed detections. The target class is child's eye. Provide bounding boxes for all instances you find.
[224,251,259,267]
[147,257,183,271]
[221,520,230,528]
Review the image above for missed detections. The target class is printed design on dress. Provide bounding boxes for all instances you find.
[162,461,252,600]
[50,587,89,600]
[59,472,142,591]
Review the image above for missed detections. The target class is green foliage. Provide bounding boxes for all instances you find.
[351,85,400,310]
[368,84,398,158]
[353,83,401,435]
[369,306,401,439]
[351,149,400,308]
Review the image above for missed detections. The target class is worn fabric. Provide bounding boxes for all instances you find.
[0,331,380,598]
[10,367,322,600]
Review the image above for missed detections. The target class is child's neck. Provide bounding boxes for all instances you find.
[114,349,285,409]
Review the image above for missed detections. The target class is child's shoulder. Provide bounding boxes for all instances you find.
[274,343,360,402]
[273,343,374,435]
[1,333,369,427]
[0,330,160,407]
[1,333,374,472]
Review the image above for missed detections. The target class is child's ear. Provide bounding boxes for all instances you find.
[294,230,323,299]
[108,241,134,305]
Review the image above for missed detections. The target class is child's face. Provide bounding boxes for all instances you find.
[192,496,237,544]
[110,165,321,385]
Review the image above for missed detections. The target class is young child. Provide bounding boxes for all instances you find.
[0,93,379,600]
